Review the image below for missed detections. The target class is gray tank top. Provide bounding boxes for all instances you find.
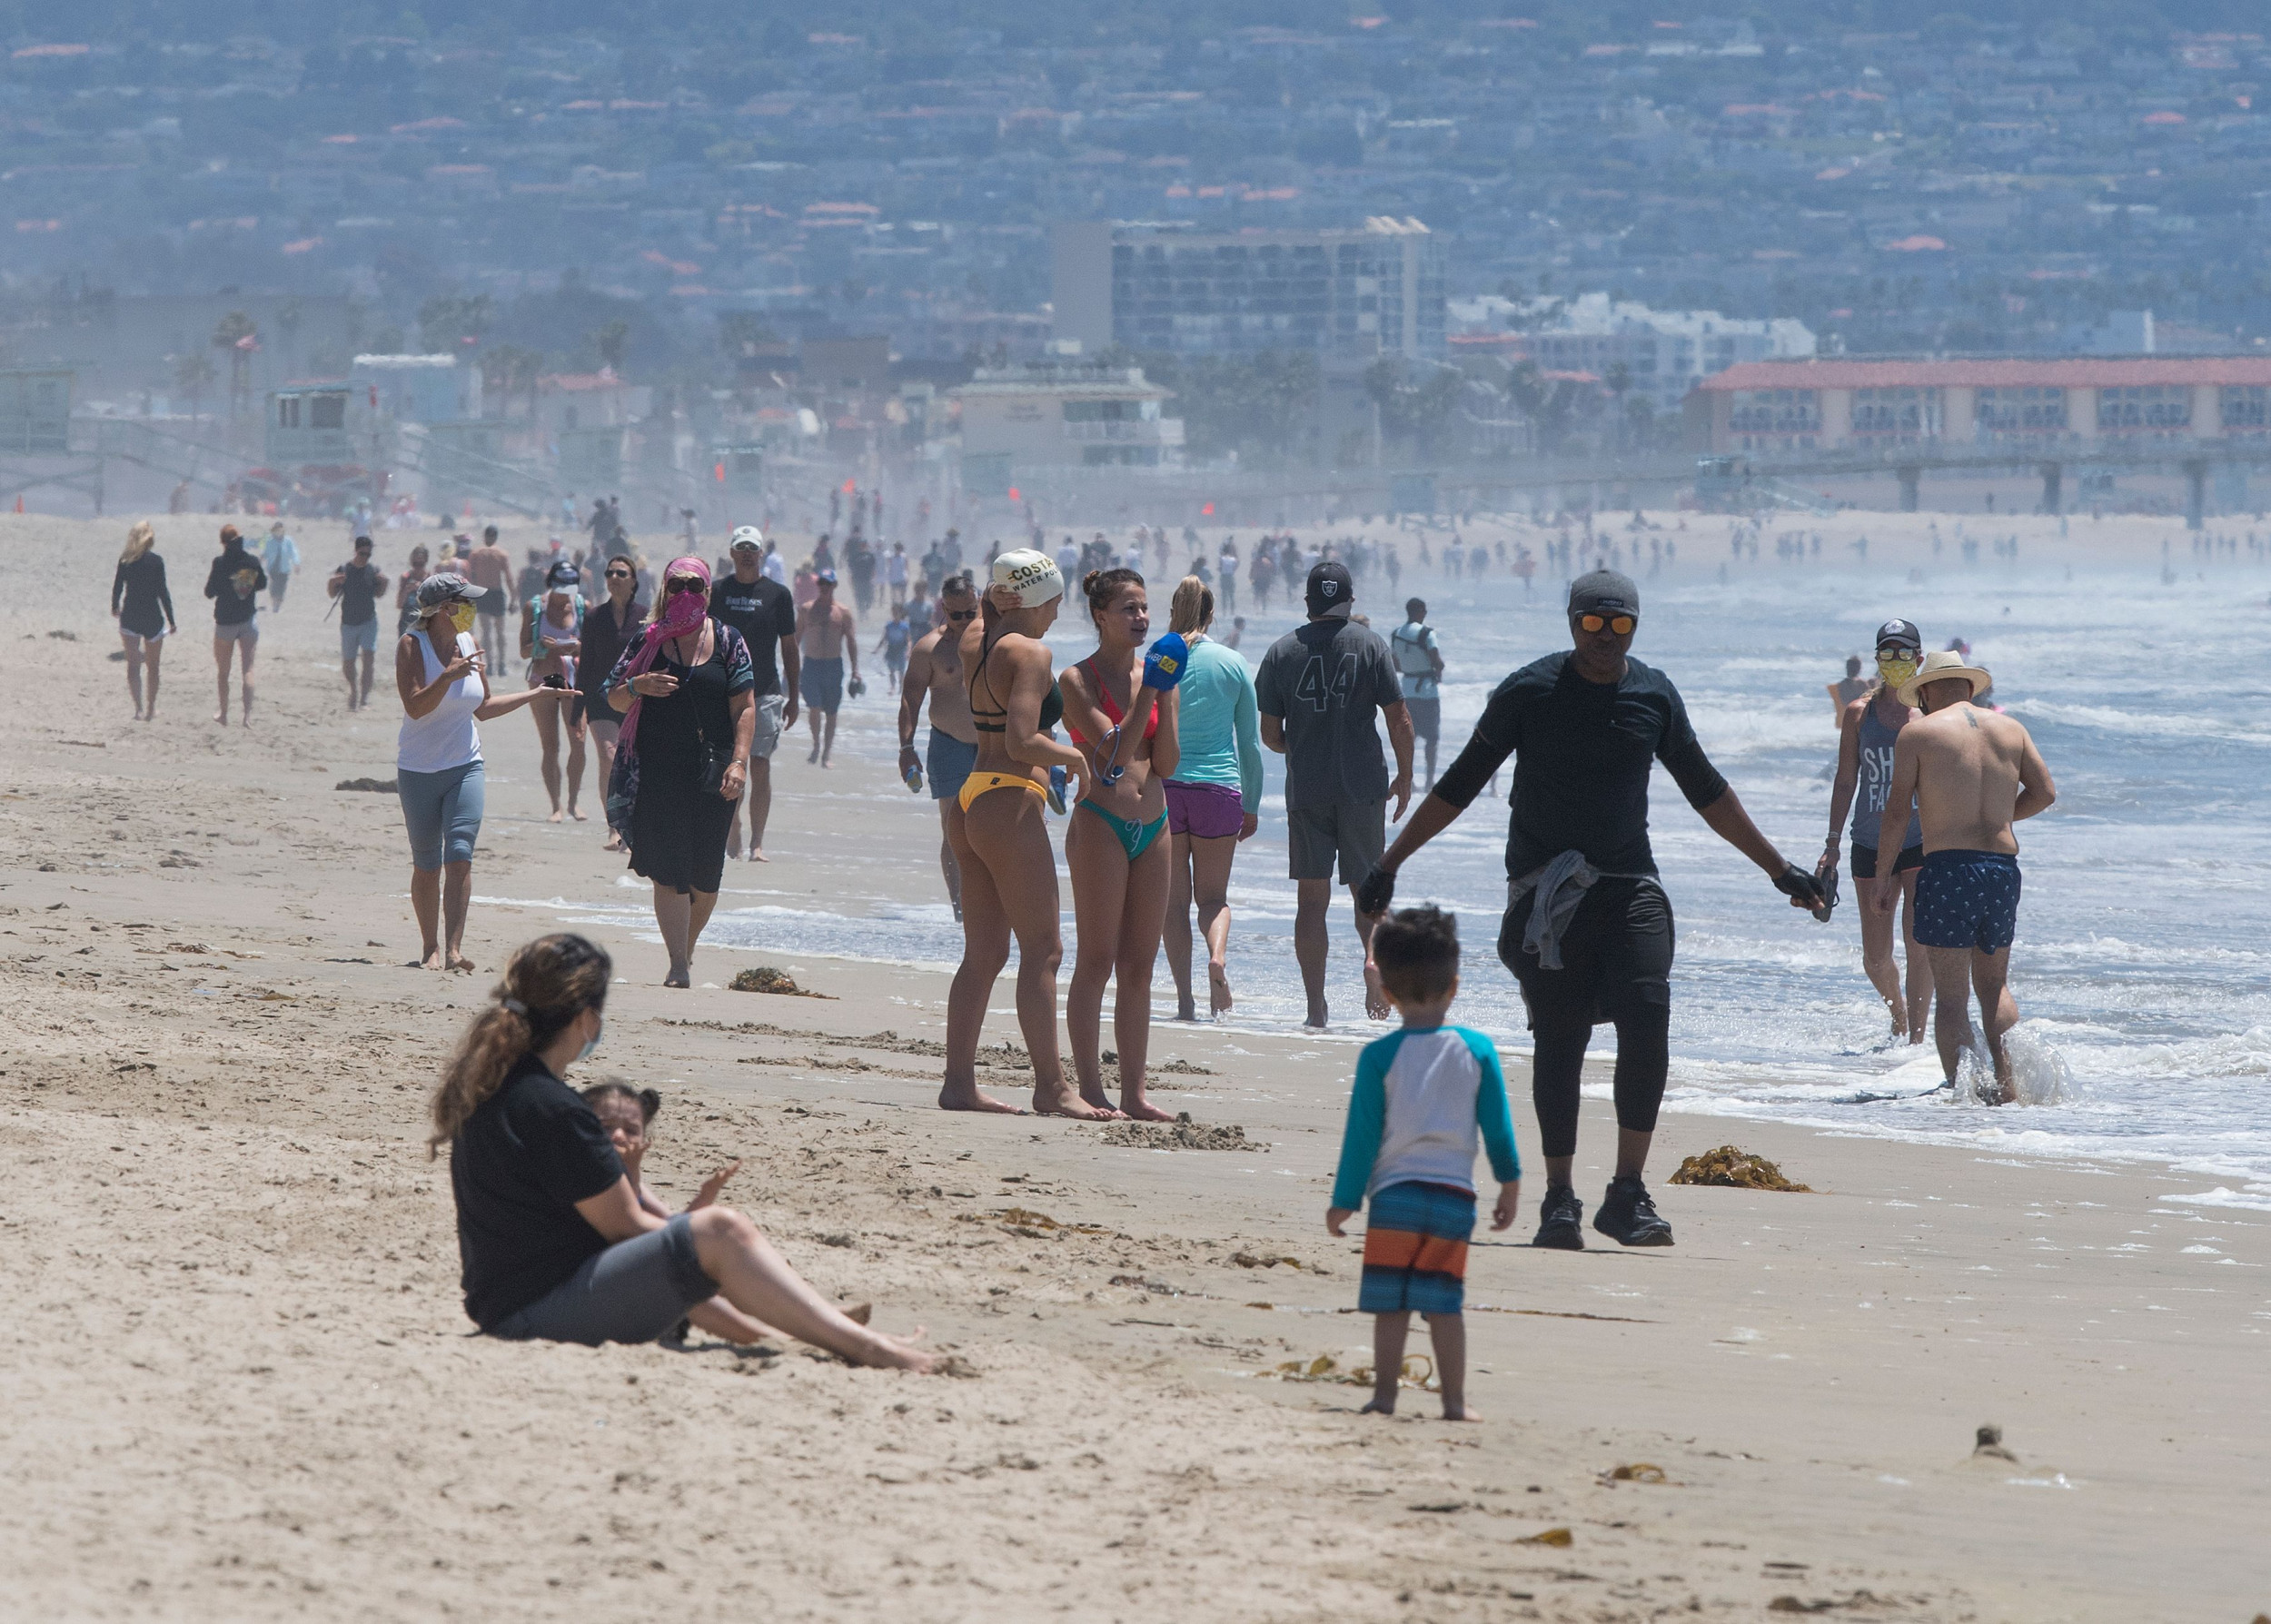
[1853,701,1922,852]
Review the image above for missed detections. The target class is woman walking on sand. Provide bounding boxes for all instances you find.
[433,931,937,1371]
[580,551,646,853]
[1158,575,1262,1022]
[1058,568,1181,1122]
[203,524,265,725]
[396,542,431,636]
[395,573,564,972]
[939,549,1105,1117]
[521,560,589,824]
[111,520,175,721]
[603,557,755,988]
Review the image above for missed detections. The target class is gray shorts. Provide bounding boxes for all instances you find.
[749,692,787,759]
[341,617,379,658]
[213,619,258,646]
[1404,696,1441,742]
[486,1213,718,1346]
[1287,799,1384,886]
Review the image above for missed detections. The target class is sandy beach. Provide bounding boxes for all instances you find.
[5,510,2266,1623]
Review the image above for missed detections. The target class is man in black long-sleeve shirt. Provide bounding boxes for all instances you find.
[1358,570,1826,1249]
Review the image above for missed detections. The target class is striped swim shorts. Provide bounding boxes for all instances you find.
[1357,1181,1476,1317]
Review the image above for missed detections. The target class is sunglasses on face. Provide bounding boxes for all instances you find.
[1577,613,1636,636]
[1876,647,1917,662]
[946,608,977,622]
[605,568,631,579]
[665,578,704,594]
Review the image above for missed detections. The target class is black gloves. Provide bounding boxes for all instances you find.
[1354,866,1397,917]
[1773,861,1835,922]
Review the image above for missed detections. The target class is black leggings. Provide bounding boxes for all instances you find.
[1529,1000,1671,1160]
[1500,877,1675,1162]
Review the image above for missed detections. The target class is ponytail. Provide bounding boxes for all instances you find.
[1169,575,1213,637]
[428,933,613,1153]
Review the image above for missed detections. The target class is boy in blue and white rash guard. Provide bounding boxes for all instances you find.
[1328,906,1521,1421]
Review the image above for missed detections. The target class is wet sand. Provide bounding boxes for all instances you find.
[5,511,2266,1622]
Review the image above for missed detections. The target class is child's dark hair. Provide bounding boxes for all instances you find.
[580,1080,660,1122]
[1371,905,1460,1003]
[1081,566,1144,621]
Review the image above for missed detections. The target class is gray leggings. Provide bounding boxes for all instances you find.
[398,758,485,871]
[488,1213,718,1345]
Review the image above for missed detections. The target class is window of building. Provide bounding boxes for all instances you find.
[1974,386,2068,434]
[2097,384,2190,431]
[1727,388,1820,435]
[311,393,345,430]
[2221,385,2269,431]
[1850,386,1941,437]
[277,397,301,429]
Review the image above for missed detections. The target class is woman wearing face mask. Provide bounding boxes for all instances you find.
[605,557,756,988]
[395,573,564,973]
[435,934,937,1369]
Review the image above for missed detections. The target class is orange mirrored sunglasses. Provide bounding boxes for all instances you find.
[1577,612,1636,635]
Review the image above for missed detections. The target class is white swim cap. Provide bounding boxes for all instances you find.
[989,548,1064,609]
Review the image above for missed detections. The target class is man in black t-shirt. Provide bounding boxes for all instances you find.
[709,527,802,860]
[328,534,389,710]
[1254,560,1415,1030]
[1359,569,1827,1251]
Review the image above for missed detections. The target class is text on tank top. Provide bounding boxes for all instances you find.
[1853,702,1921,852]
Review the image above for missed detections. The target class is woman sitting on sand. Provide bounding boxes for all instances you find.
[395,573,563,973]
[582,1081,798,1346]
[939,549,1102,1117]
[1057,568,1181,1123]
[435,933,934,1370]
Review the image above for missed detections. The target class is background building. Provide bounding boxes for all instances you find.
[1051,219,1445,363]
[1453,292,1816,419]
[953,359,1181,491]
[1690,356,2271,454]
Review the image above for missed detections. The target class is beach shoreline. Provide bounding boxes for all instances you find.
[5,510,2266,1621]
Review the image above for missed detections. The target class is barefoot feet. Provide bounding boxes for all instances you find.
[1208,961,1235,1016]
[937,1081,1026,1114]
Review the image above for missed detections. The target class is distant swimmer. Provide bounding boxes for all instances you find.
[1879,649,2057,1104]
[1823,619,1933,1044]
[1358,569,1829,1249]
[1826,653,1869,719]
[898,573,982,922]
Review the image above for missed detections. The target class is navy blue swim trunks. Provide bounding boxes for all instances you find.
[1913,849,2022,954]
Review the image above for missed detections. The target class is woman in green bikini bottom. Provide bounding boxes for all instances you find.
[1058,567,1182,1122]
[941,549,1106,1118]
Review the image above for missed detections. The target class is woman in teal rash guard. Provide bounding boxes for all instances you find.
[1057,568,1182,1123]
[1158,574,1263,1022]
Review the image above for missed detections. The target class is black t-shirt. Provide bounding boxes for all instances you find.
[449,1055,625,1329]
[1252,617,1403,810]
[1434,652,1728,878]
[709,573,798,697]
[580,599,647,708]
[336,559,386,626]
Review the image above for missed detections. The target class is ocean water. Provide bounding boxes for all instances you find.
[537,543,2271,1204]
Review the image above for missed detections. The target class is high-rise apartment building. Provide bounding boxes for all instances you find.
[1052,219,1446,363]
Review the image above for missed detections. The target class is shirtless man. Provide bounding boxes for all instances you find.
[797,568,859,767]
[897,575,982,921]
[463,525,514,673]
[1877,649,2057,1104]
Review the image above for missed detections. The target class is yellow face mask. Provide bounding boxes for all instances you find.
[1876,652,1918,688]
[445,602,477,637]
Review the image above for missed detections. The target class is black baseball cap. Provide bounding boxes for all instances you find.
[1568,569,1640,618]
[1875,619,1922,651]
[1305,559,1354,616]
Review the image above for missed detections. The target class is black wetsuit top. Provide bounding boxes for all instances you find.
[1433,652,1728,878]
[969,631,1064,733]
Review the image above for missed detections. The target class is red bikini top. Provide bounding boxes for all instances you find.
[1066,655,1159,748]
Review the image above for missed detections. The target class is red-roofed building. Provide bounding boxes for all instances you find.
[1690,356,2271,452]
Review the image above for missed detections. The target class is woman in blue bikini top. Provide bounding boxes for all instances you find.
[1056,566,1181,1125]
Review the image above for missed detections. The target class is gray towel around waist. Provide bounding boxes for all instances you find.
[1509,851,1657,970]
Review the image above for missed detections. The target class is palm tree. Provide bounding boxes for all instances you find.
[212,311,257,421]
[591,319,630,374]
[174,352,217,422]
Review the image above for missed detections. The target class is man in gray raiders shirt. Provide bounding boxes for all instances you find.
[1255,560,1415,1029]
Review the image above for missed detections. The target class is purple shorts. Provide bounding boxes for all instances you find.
[1164,780,1244,840]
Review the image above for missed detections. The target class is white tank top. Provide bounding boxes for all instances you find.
[396,628,485,773]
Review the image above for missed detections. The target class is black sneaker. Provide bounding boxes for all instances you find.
[1594,1175,1675,1247]
[1532,1183,1585,1250]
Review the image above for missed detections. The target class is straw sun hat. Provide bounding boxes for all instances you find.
[1896,648,1992,707]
